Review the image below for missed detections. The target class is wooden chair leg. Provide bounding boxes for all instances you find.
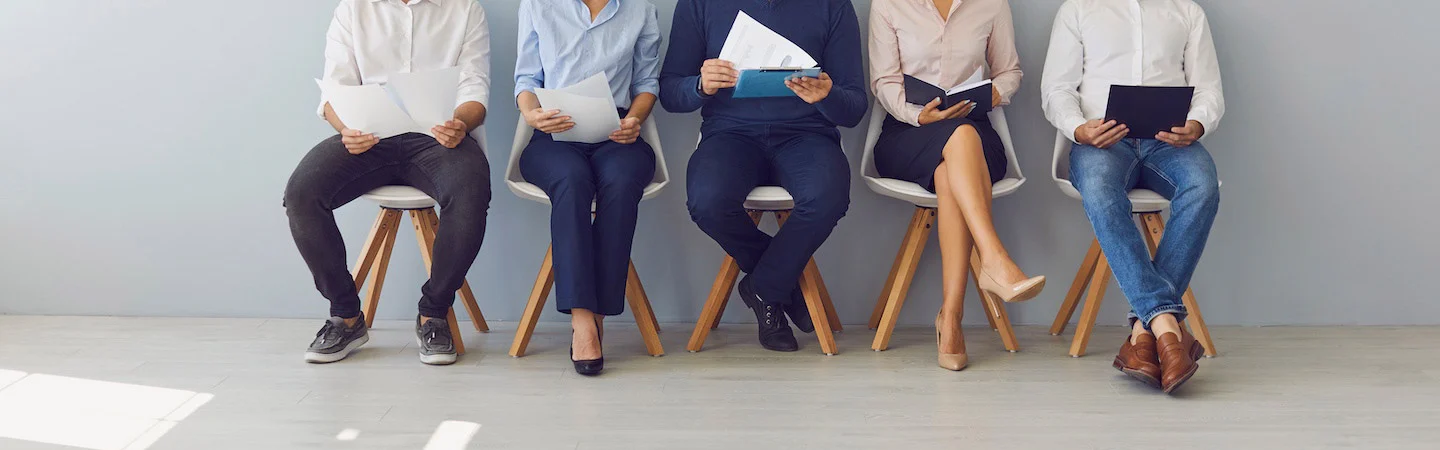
[360,210,402,328]
[625,260,665,356]
[409,209,466,354]
[689,254,740,351]
[870,208,933,351]
[799,260,838,355]
[1069,251,1111,357]
[869,208,927,330]
[1139,213,1217,357]
[353,209,394,291]
[970,251,1018,352]
[421,209,488,333]
[806,258,842,332]
[509,245,554,357]
[1051,239,1102,335]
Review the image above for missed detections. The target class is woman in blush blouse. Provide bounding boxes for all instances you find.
[514,0,661,376]
[869,0,1044,371]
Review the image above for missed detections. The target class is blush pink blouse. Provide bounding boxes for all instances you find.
[868,0,1023,126]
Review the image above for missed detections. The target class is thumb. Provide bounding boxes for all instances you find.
[818,72,831,81]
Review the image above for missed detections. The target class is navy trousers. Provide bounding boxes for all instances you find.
[519,131,655,316]
[686,126,851,304]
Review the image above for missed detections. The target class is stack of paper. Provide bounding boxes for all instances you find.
[719,12,817,70]
[533,73,622,143]
[317,67,460,139]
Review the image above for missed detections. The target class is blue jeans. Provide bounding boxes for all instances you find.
[519,131,655,316]
[1070,138,1220,329]
[687,126,850,304]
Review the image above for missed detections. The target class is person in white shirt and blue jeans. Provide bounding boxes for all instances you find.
[1041,0,1223,394]
[286,0,491,366]
[513,0,662,376]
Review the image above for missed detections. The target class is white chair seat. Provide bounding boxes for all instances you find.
[362,185,437,210]
[1054,180,1170,213]
[742,186,797,211]
[864,176,1024,209]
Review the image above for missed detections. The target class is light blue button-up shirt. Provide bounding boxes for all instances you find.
[514,0,662,109]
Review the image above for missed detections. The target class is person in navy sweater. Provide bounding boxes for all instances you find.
[660,0,867,352]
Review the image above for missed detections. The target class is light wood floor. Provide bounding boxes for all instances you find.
[0,316,1436,449]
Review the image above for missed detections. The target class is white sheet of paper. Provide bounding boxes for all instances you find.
[387,67,461,133]
[718,11,817,70]
[317,80,419,139]
[946,67,991,95]
[533,73,621,143]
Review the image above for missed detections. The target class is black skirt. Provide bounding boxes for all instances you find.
[874,113,1007,192]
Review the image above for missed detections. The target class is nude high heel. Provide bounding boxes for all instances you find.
[935,316,968,371]
[976,269,1046,303]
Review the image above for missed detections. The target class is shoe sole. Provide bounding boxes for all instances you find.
[1002,279,1047,303]
[1162,363,1200,394]
[416,337,458,365]
[304,334,369,364]
[1112,357,1161,389]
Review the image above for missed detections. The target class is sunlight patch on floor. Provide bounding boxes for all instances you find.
[0,370,213,450]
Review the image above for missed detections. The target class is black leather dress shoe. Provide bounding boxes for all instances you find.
[738,275,799,352]
[786,287,815,334]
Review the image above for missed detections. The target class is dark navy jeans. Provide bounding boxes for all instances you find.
[686,125,851,304]
[1070,138,1220,329]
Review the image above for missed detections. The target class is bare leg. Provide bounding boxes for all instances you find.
[571,308,602,360]
[937,125,1029,285]
[933,162,971,355]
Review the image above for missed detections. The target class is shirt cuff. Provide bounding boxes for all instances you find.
[1057,115,1089,144]
[692,76,713,100]
[456,88,488,111]
[1188,113,1218,138]
[632,79,660,98]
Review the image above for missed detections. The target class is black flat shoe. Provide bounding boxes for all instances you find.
[738,275,799,352]
[786,287,815,334]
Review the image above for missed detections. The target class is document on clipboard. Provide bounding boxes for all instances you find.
[719,11,820,98]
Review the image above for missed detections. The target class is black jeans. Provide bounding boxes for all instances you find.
[284,132,491,319]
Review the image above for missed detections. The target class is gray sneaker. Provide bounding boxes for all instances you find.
[416,316,457,365]
[304,314,369,363]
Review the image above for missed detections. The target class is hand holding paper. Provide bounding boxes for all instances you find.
[533,73,622,143]
[318,67,462,140]
[719,11,817,70]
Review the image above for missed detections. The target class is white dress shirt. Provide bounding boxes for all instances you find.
[1040,0,1224,142]
[318,0,491,118]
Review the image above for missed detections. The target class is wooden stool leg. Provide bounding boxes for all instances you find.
[806,258,842,332]
[421,209,488,333]
[353,209,393,291]
[869,208,927,330]
[1139,213,1217,357]
[360,211,402,328]
[509,245,555,357]
[409,209,466,354]
[625,260,665,356]
[870,208,933,351]
[1069,251,1111,357]
[971,251,1019,352]
[799,261,838,355]
[689,254,740,352]
[1051,239,1102,335]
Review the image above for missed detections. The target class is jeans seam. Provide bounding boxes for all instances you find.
[1142,161,1179,193]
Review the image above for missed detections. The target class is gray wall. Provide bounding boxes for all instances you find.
[1,0,1436,326]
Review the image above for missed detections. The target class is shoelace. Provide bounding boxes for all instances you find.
[420,321,452,346]
[316,321,345,343]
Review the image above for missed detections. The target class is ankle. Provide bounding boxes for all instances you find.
[1148,314,1182,338]
[342,316,361,327]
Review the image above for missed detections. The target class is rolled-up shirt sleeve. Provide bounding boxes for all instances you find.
[1183,4,1224,136]
[456,2,491,109]
[630,3,663,98]
[318,3,361,119]
[1039,1,1089,143]
[512,0,544,101]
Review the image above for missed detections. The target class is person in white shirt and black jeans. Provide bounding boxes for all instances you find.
[1041,0,1223,394]
[285,0,491,366]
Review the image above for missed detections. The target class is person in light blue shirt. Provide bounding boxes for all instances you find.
[513,0,661,376]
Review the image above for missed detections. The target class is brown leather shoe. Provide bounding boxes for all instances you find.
[1157,328,1202,394]
[1112,334,1161,388]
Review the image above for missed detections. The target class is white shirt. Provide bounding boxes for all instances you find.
[318,0,491,118]
[1040,0,1224,142]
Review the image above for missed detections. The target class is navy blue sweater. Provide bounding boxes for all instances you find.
[659,0,868,134]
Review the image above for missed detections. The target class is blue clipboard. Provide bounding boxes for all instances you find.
[732,68,821,98]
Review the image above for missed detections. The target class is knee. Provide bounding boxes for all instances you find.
[1075,180,1128,211]
[687,189,742,227]
[792,189,850,224]
[440,182,492,215]
[1182,179,1221,211]
[283,171,326,213]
